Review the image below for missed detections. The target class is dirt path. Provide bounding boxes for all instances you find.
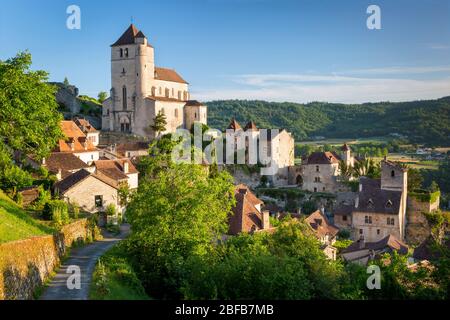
[40,224,130,300]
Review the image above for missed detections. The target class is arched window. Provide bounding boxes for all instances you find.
[122,86,127,110]
[151,87,156,96]
[391,170,395,177]
[178,91,182,100]
[165,88,170,98]
[159,87,162,95]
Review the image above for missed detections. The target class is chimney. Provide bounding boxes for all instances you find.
[56,168,62,181]
[262,210,270,230]
[358,235,365,249]
[123,161,129,174]
[320,205,325,215]
[68,138,75,151]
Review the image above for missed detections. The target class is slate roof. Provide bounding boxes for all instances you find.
[54,169,119,194]
[305,210,339,238]
[356,177,402,215]
[111,24,152,47]
[413,236,450,261]
[342,234,408,255]
[185,100,205,107]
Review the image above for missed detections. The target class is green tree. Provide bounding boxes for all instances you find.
[150,111,167,138]
[338,160,353,181]
[407,168,424,191]
[0,52,63,190]
[125,153,235,298]
[98,91,108,103]
[63,77,70,87]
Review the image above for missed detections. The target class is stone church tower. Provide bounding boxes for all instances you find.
[102,24,207,138]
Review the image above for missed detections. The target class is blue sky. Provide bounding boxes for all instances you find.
[1,0,449,103]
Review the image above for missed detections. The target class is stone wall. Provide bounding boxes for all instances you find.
[405,193,439,245]
[0,219,93,300]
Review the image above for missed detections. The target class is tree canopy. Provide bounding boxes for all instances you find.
[0,52,63,190]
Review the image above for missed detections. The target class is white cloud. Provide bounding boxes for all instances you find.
[192,75,450,103]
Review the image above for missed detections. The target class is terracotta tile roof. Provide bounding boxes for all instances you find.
[146,96,186,103]
[342,234,408,255]
[54,169,120,194]
[356,177,402,215]
[94,159,138,182]
[111,24,153,47]
[56,121,97,153]
[244,121,258,131]
[116,142,149,156]
[227,118,242,130]
[305,210,339,238]
[228,184,265,235]
[235,184,263,206]
[45,152,89,178]
[304,152,341,165]
[154,67,188,84]
[74,118,98,133]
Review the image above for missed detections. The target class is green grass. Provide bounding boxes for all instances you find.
[89,244,149,300]
[0,191,54,244]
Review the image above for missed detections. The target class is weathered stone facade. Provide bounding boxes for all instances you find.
[405,192,440,245]
[101,24,207,138]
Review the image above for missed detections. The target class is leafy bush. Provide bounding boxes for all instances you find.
[105,204,117,216]
[42,200,69,226]
[0,165,33,193]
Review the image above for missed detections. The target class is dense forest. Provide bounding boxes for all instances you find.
[206,97,450,146]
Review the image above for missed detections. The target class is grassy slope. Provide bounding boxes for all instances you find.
[89,244,149,300]
[0,191,53,244]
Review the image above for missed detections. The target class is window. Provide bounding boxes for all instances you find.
[122,68,126,74]
[316,165,320,172]
[178,91,182,100]
[122,86,127,109]
[343,215,347,221]
[165,88,170,98]
[314,177,321,183]
[172,88,175,97]
[175,109,178,118]
[120,49,123,57]
[387,217,395,225]
[391,170,395,177]
[386,200,393,207]
[95,195,103,208]
[314,187,317,192]
[365,216,372,224]
[125,48,129,57]
[151,87,156,96]
[323,187,326,191]
[91,154,94,160]
[359,229,363,235]
[377,229,381,235]
[159,87,162,95]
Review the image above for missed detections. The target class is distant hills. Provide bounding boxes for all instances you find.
[206,96,450,146]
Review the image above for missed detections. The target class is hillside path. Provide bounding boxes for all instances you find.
[40,224,130,300]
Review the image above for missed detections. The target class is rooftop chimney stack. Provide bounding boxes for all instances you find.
[262,210,270,230]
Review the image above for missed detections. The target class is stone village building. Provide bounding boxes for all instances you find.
[289,144,357,193]
[101,24,207,138]
[334,160,408,242]
[223,119,295,186]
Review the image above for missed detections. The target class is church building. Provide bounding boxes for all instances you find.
[102,24,207,138]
